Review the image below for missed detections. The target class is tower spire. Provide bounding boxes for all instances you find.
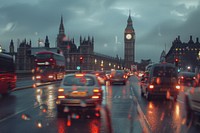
[124,12,135,68]
[45,36,50,48]
[59,15,65,34]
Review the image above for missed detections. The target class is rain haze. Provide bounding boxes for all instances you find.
[0,0,200,62]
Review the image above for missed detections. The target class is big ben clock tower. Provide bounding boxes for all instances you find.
[124,13,135,69]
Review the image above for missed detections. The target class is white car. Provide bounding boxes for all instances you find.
[56,73,103,116]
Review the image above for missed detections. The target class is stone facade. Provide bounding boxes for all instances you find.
[165,35,200,72]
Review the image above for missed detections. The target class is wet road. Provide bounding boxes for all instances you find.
[0,76,200,133]
[131,76,200,133]
[0,76,143,133]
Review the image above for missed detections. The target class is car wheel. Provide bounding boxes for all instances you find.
[141,88,144,97]
[123,81,126,85]
[146,91,151,101]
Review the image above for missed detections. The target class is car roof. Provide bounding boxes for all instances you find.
[178,71,196,76]
[151,62,176,68]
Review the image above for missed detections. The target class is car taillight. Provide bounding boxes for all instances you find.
[95,73,99,76]
[93,88,100,93]
[58,88,65,97]
[92,96,99,99]
[75,74,84,77]
[181,76,184,79]
[93,88,101,99]
[36,75,41,79]
[176,85,180,90]
[149,85,154,89]
[58,88,64,92]
[48,75,54,78]
[58,96,65,99]
[193,77,196,80]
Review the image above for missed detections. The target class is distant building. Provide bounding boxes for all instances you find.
[137,59,152,71]
[160,50,166,63]
[15,37,59,71]
[165,35,200,72]
[56,16,121,71]
[124,12,136,69]
[11,15,129,71]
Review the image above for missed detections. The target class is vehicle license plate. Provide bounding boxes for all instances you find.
[70,91,86,97]
[70,99,81,103]
[160,88,168,91]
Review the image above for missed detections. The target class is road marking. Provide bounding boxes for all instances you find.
[0,105,34,123]
[0,97,57,123]
[130,87,152,133]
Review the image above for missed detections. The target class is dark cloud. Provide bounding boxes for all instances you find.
[0,0,200,63]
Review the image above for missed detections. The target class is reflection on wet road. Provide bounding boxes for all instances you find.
[0,76,200,132]
[131,76,200,133]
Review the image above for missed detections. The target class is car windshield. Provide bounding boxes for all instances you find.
[153,66,177,77]
[112,70,124,75]
[1,1,200,133]
[36,54,52,59]
[63,75,95,86]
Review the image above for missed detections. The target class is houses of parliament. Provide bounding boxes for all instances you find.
[6,14,136,72]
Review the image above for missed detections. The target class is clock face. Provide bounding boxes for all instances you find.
[126,34,132,40]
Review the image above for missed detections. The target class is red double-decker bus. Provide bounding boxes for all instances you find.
[33,51,65,82]
[0,53,16,96]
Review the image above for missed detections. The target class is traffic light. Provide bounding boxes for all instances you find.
[175,58,179,67]
[80,56,83,64]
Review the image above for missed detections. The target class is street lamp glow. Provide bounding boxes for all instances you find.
[0,45,2,52]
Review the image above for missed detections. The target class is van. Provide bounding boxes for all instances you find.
[140,62,180,101]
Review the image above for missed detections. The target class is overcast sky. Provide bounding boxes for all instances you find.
[0,0,200,62]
